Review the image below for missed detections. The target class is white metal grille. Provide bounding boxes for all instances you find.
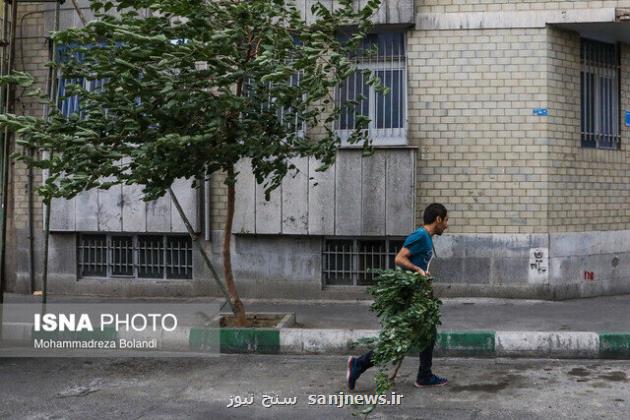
[58,76,106,117]
[78,234,192,279]
[246,71,306,136]
[335,32,407,145]
[581,38,620,149]
[322,238,404,286]
[77,235,108,277]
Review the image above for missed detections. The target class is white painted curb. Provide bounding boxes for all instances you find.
[279,328,379,353]
[496,331,600,358]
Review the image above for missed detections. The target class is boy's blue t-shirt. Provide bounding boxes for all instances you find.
[400,227,433,271]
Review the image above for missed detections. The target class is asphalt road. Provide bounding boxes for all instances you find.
[0,355,628,419]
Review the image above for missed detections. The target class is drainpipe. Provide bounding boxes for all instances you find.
[28,145,34,292]
[1,0,19,306]
[42,0,61,308]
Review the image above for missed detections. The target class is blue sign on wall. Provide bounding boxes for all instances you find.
[625,111,630,127]
[532,107,548,116]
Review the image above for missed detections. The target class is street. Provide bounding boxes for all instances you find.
[0,355,628,419]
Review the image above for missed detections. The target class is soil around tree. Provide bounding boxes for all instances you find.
[220,314,287,328]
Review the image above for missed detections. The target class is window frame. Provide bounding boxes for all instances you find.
[77,233,193,280]
[322,237,405,286]
[335,31,408,146]
[580,38,621,150]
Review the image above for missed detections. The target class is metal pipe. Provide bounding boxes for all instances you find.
[27,139,34,292]
[1,0,21,308]
[42,0,61,308]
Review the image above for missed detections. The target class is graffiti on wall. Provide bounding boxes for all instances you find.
[529,248,548,275]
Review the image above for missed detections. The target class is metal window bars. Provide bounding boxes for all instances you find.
[77,234,107,277]
[580,38,620,150]
[246,70,306,136]
[335,32,407,145]
[322,238,404,286]
[78,234,192,279]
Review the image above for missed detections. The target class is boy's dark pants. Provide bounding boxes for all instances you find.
[354,328,437,382]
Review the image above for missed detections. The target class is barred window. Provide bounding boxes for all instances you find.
[323,238,404,286]
[581,38,620,149]
[245,71,306,136]
[335,32,407,146]
[78,234,192,279]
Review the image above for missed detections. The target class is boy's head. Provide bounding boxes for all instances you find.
[423,203,448,235]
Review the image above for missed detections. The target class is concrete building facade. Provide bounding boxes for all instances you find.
[6,0,630,300]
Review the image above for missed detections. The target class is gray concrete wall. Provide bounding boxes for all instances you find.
[33,229,630,300]
[430,233,553,299]
[234,148,417,237]
[548,230,630,299]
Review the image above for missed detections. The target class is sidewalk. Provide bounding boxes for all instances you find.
[3,293,630,358]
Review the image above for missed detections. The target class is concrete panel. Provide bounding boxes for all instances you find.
[48,233,78,277]
[430,257,465,284]
[228,234,323,298]
[437,234,549,259]
[416,9,617,31]
[281,157,309,235]
[51,0,97,31]
[75,190,98,231]
[255,177,282,235]
[97,186,123,232]
[550,230,630,258]
[170,178,198,233]
[385,149,415,235]
[122,184,147,232]
[361,151,386,236]
[335,150,362,235]
[462,257,492,285]
[49,197,76,232]
[382,0,415,25]
[435,234,494,259]
[233,159,256,234]
[300,0,414,26]
[492,257,533,286]
[146,193,171,232]
[308,158,335,236]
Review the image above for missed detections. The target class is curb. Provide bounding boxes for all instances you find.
[3,324,630,358]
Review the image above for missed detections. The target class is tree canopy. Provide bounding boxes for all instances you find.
[1,0,383,202]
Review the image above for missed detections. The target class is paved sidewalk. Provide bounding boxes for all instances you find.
[5,292,630,332]
[3,293,630,358]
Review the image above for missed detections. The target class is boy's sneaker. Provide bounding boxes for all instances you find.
[346,357,362,390]
[414,374,448,387]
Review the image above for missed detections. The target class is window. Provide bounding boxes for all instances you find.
[56,43,110,117]
[322,238,404,286]
[580,38,620,149]
[78,234,192,279]
[245,71,306,136]
[335,32,407,145]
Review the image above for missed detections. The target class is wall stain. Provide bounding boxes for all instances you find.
[597,371,628,382]
[450,382,509,393]
[568,368,590,377]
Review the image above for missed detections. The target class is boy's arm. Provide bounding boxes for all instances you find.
[394,247,429,276]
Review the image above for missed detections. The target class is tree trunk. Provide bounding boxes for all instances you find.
[168,187,236,314]
[223,165,247,326]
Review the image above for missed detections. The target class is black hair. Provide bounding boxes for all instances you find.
[423,203,447,225]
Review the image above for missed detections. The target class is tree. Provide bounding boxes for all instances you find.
[0,0,383,326]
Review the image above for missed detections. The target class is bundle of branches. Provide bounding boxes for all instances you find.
[367,269,442,399]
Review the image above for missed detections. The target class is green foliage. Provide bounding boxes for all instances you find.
[357,269,442,416]
[0,0,383,202]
